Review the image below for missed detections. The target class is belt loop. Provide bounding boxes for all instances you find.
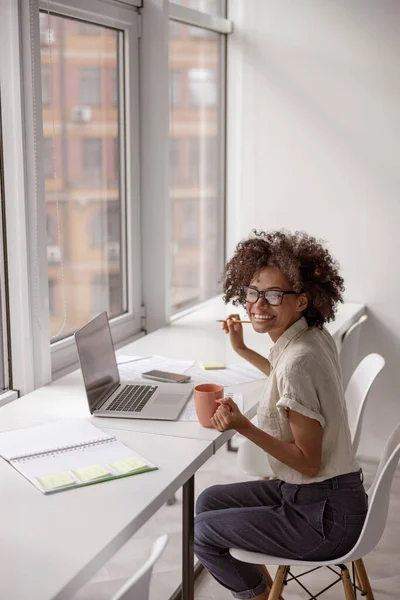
[332,477,338,490]
[360,468,364,484]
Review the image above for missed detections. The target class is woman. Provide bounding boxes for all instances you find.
[194,230,368,600]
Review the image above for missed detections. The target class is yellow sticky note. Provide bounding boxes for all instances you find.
[200,362,226,370]
[111,456,147,475]
[73,464,111,483]
[37,472,75,491]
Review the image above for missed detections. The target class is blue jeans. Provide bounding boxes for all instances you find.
[194,471,367,599]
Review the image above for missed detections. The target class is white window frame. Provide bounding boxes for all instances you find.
[19,0,142,383]
[0,0,232,395]
[140,0,231,331]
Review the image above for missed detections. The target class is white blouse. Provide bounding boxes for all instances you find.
[257,316,360,484]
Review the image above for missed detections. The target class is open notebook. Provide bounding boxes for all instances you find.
[0,420,157,494]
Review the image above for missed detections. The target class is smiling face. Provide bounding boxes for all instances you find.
[245,267,308,342]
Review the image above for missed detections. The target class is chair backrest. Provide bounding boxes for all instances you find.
[344,423,400,562]
[345,353,385,454]
[111,534,168,600]
[340,314,368,390]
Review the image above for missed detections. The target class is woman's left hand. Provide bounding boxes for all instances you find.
[210,396,249,433]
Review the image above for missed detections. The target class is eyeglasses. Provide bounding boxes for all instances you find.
[241,286,299,306]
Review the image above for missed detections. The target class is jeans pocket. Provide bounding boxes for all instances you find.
[333,513,367,558]
[301,498,328,539]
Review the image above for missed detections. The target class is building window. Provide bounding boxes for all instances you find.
[81,138,102,177]
[90,205,120,248]
[188,68,217,107]
[79,67,101,106]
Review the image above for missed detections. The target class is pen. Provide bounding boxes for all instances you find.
[216,319,251,324]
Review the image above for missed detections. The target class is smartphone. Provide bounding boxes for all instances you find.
[142,369,191,384]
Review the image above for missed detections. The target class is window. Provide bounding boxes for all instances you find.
[90,205,120,248]
[189,137,218,183]
[169,20,224,313]
[6,0,229,387]
[39,7,138,350]
[81,138,102,177]
[43,138,53,178]
[170,138,182,181]
[180,199,199,243]
[41,64,50,105]
[188,68,217,107]
[111,68,118,107]
[170,70,182,108]
[91,272,122,318]
[79,67,101,106]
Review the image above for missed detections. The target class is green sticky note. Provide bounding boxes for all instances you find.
[201,361,226,370]
[73,464,111,483]
[111,456,148,475]
[37,472,75,491]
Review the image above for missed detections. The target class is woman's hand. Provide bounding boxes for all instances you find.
[222,313,247,354]
[210,396,249,433]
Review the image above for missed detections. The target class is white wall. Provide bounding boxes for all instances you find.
[227,0,400,460]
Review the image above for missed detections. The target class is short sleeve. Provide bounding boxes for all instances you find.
[276,369,326,428]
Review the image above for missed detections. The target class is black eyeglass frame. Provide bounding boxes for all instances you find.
[241,286,300,306]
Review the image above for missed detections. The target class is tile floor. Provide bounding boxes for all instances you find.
[74,444,400,600]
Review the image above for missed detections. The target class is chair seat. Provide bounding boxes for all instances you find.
[229,547,363,567]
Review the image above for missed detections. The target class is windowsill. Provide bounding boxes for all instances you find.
[0,390,19,408]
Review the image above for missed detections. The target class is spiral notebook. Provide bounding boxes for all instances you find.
[0,420,157,494]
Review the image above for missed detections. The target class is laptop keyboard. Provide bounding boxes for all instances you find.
[107,384,158,413]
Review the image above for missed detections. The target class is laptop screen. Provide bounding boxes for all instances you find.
[75,312,120,413]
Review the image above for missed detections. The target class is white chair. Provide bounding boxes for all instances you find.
[237,352,385,477]
[340,314,368,391]
[111,534,168,600]
[230,423,400,600]
[346,353,385,454]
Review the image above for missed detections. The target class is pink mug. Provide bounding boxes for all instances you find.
[194,383,224,428]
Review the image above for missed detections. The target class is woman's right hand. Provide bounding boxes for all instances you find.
[222,313,246,354]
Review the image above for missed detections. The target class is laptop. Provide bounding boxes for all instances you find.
[75,312,193,420]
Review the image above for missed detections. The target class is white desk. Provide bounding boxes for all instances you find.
[0,297,365,600]
[0,428,213,600]
[0,298,366,450]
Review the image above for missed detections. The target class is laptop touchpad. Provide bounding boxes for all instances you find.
[154,394,182,405]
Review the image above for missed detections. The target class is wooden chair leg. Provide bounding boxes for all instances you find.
[354,559,375,600]
[259,565,284,600]
[341,565,356,600]
[268,566,289,600]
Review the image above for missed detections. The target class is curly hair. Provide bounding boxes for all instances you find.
[222,230,345,329]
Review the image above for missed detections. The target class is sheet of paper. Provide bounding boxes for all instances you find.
[117,355,194,381]
[111,456,147,474]
[189,363,266,386]
[179,393,243,422]
[73,464,111,483]
[37,472,75,491]
[0,420,113,461]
